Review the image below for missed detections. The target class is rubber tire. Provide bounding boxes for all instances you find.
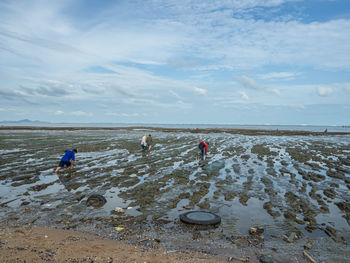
[86,194,107,207]
[179,211,221,225]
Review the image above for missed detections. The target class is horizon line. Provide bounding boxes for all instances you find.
[0,119,348,127]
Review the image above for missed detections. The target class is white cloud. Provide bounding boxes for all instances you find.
[96,104,109,109]
[269,88,282,97]
[55,110,64,115]
[257,72,300,80]
[72,111,93,117]
[193,87,207,96]
[237,91,249,100]
[167,58,198,68]
[169,90,183,100]
[234,76,265,90]
[316,86,333,97]
[234,76,283,97]
[22,98,39,105]
[2,0,350,75]
[0,0,349,125]
[0,88,24,99]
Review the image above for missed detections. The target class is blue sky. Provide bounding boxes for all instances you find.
[0,0,349,125]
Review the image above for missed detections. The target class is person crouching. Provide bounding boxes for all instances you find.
[55,149,77,173]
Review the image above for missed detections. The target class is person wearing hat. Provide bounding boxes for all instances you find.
[141,135,147,150]
[55,149,77,173]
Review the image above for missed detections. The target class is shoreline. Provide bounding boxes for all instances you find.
[1,125,350,136]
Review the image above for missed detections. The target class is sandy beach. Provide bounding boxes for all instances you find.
[0,225,234,263]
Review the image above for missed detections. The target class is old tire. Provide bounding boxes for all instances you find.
[179,211,221,225]
[86,194,107,207]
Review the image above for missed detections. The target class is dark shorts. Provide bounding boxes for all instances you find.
[199,143,206,156]
[141,144,146,150]
[58,160,71,168]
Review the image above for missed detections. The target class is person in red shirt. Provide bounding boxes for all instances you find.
[198,141,207,158]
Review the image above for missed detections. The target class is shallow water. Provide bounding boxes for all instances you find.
[1,128,350,262]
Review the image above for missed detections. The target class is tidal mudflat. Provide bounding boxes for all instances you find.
[0,127,349,262]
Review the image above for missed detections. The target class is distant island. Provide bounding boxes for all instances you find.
[0,119,48,124]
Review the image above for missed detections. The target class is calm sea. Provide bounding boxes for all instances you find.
[1,122,350,133]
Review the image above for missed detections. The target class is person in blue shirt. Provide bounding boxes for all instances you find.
[55,149,77,173]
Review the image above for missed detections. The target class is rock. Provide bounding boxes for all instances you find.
[281,234,288,242]
[270,234,280,239]
[208,229,222,237]
[325,226,337,238]
[257,235,264,241]
[287,232,296,243]
[249,227,257,234]
[324,225,346,243]
[228,257,249,262]
[249,227,264,235]
[257,227,264,234]
[305,224,317,233]
[155,219,172,224]
[75,195,85,202]
[323,189,336,199]
[335,202,350,213]
[259,255,274,263]
[284,211,296,220]
[295,217,305,225]
[304,241,313,250]
[114,207,125,213]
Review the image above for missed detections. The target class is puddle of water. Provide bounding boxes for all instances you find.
[219,197,275,235]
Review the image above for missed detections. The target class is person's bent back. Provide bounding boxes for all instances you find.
[55,149,77,173]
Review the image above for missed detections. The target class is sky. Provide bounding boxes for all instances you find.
[0,0,350,125]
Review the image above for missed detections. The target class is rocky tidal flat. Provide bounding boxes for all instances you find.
[0,127,349,262]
